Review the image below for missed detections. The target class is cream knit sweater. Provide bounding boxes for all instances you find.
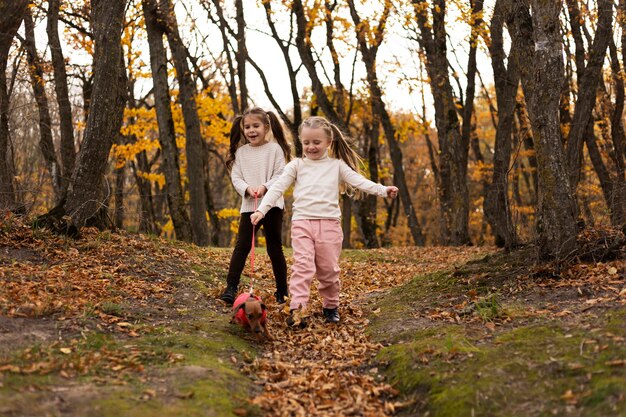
[257,152,388,220]
[231,142,286,213]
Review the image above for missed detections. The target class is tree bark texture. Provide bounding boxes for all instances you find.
[47,0,76,195]
[0,0,29,210]
[350,0,424,246]
[513,1,577,259]
[160,0,210,246]
[62,0,128,230]
[484,0,518,249]
[607,39,626,226]
[413,0,470,245]
[292,0,347,132]
[142,0,193,242]
[23,9,62,202]
[262,1,302,154]
[234,0,248,111]
[355,122,381,248]
[564,0,613,192]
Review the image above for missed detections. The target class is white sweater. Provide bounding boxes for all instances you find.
[231,142,286,213]
[257,152,388,220]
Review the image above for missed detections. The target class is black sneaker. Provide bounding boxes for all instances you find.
[286,309,307,328]
[274,291,288,304]
[323,307,340,323]
[219,286,237,305]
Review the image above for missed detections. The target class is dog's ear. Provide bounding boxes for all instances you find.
[261,303,267,311]
[235,303,246,313]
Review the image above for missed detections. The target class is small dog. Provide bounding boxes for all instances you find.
[231,293,273,341]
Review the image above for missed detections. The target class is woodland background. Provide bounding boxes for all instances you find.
[1,0,625,259]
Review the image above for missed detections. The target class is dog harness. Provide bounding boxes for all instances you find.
[232,293,267,326]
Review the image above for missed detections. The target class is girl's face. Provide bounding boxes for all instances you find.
[242,115,269,146]
[300,127,331,160]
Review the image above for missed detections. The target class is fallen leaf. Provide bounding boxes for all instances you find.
[59,348,72,355]
[608,267,618,275]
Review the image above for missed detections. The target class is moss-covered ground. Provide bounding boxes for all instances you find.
[369,248,626,416]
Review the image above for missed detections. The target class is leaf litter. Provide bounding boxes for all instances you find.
[239,246,491,416]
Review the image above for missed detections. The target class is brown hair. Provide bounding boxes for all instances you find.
[298,116,363,172]
[226,107,292,170]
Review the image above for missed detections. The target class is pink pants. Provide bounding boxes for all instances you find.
[290,219,343,310]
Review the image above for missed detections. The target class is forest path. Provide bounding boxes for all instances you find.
[243,246,490,416]
[0,215,490,416]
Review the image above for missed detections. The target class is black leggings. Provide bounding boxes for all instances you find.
[226,207,288,295]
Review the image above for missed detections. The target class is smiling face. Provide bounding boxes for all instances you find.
[242,114,269,146]
[300,126,331,160]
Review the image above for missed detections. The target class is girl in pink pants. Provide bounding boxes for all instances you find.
[251,116,398,326]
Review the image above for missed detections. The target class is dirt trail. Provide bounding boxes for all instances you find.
[241,246,491,416]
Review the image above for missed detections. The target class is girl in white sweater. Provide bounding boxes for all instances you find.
[219,107,292,306]
[251,116,398,326]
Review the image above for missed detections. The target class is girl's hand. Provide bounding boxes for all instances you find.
[250,211,264,225]
[246,186,256,197]
[386,186,399,198]
[256,185,267,198]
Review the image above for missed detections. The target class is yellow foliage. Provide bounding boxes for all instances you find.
[218,208,241,219]
[161,218,174,239]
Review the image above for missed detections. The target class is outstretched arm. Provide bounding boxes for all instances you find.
[339,161,395,198]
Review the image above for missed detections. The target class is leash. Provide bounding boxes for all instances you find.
[249,192,258,295]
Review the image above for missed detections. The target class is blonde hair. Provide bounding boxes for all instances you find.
[226,107,292,170]
[298,116,363,172]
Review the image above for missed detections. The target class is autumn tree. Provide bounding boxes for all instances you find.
[142,0,192,242]
[411,0,471,245]
[41,0,128,233]
[160,0,210,246]
[483,0,518,249]
[0,0,29,211]
[511,1,578,259]
[47,0,76,195]
[20,7,62,202]
[348,0,425,246]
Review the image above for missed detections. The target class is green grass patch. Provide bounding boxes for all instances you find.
[371,265,626,417]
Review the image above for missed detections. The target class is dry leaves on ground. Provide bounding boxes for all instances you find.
[243,246,490,416]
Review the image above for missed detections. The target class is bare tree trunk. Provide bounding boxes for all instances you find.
[349,0,424,246]
[607,39,626,226]
[160,0,210,246]
[131,151,160,235]
[0,0,28,211]
[262,1,303,154]
[564,0,613,191]
[513,1,577,260]
[234,0,247,110]
[341,195,352,249]
[413,0,470,245]
[22,9,62,203]
[114,151,125,230]
[47,0,76,195]
[484,0,518,249]
[355,122,380,248]
[142,0,192,242]
[58,0,128,234]
[292,0,346,131]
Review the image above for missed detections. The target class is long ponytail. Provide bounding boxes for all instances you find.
[328,124,362,173]
[267,111,292,164]
[226,115,244,170]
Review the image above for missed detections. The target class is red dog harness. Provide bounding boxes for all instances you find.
[232,293,267,326]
